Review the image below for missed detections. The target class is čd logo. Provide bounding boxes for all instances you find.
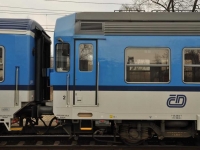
[167,95,187,108]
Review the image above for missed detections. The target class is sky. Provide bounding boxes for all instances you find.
[0,0,134,44]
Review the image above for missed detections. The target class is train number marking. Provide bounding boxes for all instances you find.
[1,108,10,112]
[167,95,187,108]
[171,115,182,119]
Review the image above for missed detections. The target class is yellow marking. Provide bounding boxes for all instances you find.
[110,115,113,118]
[80,128,92,131]
[10,127,23,131]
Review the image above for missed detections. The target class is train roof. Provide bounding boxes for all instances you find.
[0,18,47,35]
[75,12,200,22]
[55,12,200,37]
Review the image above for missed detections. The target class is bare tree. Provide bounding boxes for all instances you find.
[120,0,149,11]
[120,0,199,12]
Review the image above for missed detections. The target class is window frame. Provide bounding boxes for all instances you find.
[124,47,171,84]
[55,43,70,73]
[182,48,200,84]
[0,46,4,82]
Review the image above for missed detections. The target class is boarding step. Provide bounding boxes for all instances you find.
[10,126,23,131]
[80,120,93,131]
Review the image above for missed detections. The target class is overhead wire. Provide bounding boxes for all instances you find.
[0,1,199,15]
[0,5,79,13]
[44,0,200,10]
[6,1,198,33]
[44,0,131,5]
[0,1,131,33]
[0,6,63,32]
[0,10,59,32]
[0,10,71,15]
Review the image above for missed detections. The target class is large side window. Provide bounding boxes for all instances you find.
[125,48,170,83]
[184,48,200,82]
[56,43,70,72]
[0,47,4,82]
[79,44,93,71]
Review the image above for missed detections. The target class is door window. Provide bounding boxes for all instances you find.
[79,44,93,71]
[0,47,4,82]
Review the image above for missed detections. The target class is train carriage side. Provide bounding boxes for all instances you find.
[52,12,200,143]
[0,19,52,131]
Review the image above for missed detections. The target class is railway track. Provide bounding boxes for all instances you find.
[1,135,200,150]
[1,146,200,150]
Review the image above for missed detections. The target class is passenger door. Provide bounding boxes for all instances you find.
[74,40,97,106]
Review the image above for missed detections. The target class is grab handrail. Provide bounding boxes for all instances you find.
[67,74,70,105]
[96,62,99,106]
[15,67,19,106]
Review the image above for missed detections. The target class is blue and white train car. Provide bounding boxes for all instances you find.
[52,12,200,143]
[0,19,51,131]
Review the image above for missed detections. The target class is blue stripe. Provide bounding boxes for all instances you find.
[0,85,35,90]
[53,85,200,91]
[1,85,199,91]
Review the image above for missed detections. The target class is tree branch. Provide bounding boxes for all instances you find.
[151,0,168,10]
[171,0,175,12]
[192,0,198,12]
[166,0,172,11]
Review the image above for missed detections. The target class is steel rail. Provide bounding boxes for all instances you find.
[1,145,200,150]
[1,135,200,150]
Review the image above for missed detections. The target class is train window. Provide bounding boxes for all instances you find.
[56,43,70,72]
[184,48,200,82]
[125,48,170,83]
[79,44,93,71]
[0,47,4,82]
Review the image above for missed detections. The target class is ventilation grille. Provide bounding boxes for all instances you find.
[104,22,200,35]
[76,21,200,35]
[0,19,31,30]
[80,23,103,31]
